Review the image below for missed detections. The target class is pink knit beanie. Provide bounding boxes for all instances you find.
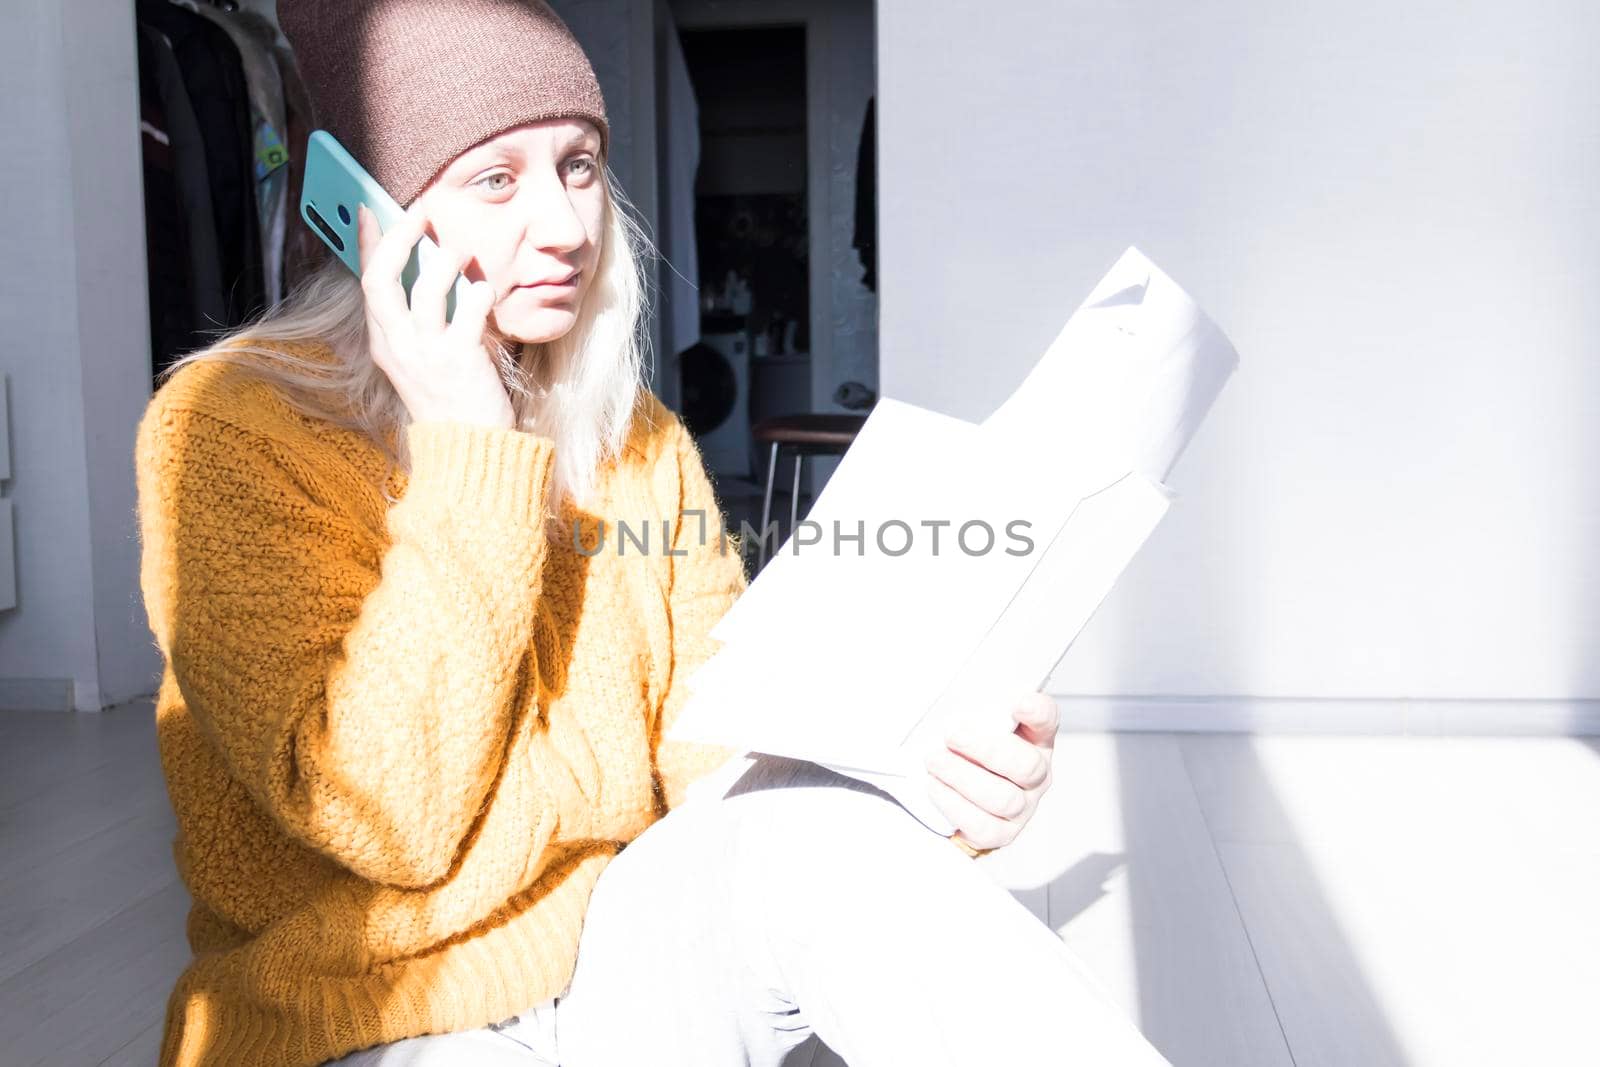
[278,0,610,207]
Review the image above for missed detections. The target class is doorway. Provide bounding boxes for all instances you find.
[677,25,811,485]
[661,0,879,544]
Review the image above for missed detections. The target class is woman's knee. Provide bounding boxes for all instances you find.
[723,773,957,896]
[595,764,962,921]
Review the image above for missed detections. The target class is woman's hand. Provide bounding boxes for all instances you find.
[356,201,515,430]
[924,692,1060,852]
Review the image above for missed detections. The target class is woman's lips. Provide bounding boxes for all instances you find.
[517,272,580,292]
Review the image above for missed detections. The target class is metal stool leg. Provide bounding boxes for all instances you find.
[759,441,780,571]
[790,451,804,547]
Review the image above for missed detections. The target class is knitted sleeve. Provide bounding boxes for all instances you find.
[136,404,557,889]
[948,834,998,859]
[647,416,749,815]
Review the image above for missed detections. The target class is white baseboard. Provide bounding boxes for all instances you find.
[0,677,74,712]
[1048,694,1600,736]
[0,678,133,713]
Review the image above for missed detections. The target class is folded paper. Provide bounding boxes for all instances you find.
[668,245,1240,834]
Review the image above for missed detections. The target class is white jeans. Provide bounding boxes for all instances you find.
[325,754,1172,1066]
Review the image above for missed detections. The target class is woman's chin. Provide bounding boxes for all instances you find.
[490,301,580,345]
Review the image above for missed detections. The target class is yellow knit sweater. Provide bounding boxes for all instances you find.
[136,346,979,1066]
[134,342,762,1066]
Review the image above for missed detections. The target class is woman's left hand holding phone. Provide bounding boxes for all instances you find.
[356,201,516,431]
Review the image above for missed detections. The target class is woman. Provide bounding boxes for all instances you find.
[133,2,1172,1065]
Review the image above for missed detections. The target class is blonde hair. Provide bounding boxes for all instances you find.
[159,164,658,518]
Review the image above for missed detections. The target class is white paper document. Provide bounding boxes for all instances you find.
[667,246,1240,833]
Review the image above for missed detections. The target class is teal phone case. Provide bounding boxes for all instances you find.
[299,129,472,322]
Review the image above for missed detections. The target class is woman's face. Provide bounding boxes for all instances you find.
[412,118,606,346]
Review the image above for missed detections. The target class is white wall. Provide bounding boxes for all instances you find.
[878,1,1600,712]
[0,0,158,711]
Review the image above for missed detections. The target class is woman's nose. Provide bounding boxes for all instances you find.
[521,174,589,253]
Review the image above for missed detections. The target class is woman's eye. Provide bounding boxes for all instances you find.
[478,173,513,192]
[566,157,597,180]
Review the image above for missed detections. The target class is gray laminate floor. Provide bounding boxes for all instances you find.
[3,703,1596,1066]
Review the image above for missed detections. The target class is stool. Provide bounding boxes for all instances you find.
[751,413,867,571]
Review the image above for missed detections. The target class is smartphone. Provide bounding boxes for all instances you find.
[300,129,472,322]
